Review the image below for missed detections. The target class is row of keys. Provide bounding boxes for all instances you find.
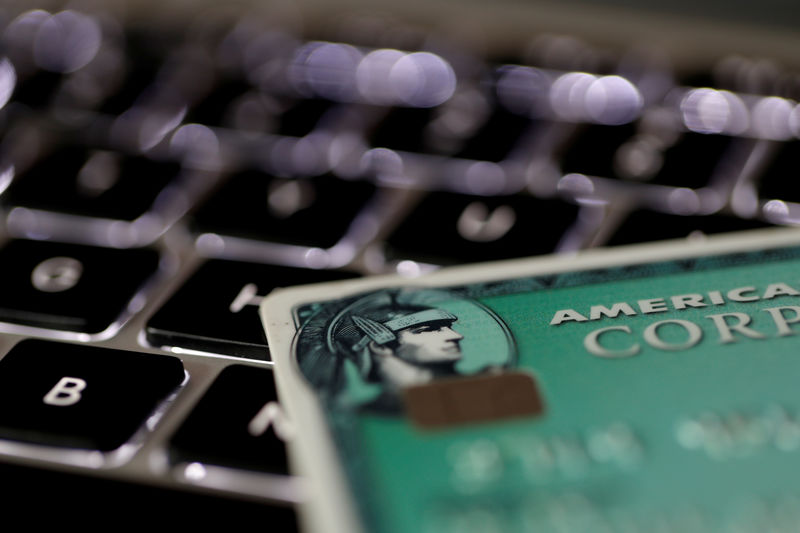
[0,339,290,476]
[1,83,791,257]
[6,10,799,145]
[0,136,787,255]
[0,239,358,357]
[0,119,790,260]
[2,14,798,224]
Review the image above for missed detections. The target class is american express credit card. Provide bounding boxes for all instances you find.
[261,228,800,533]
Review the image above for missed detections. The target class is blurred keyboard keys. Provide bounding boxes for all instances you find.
[145,259,358,359]
[9,70,62,109]
[277,98,336,137]
[606,209,773,246]
[757,141,800,203]
[97,30,166,115]
[0,239,159,334]
[454,106,532,162]
[186,79,266,130]
[560,123,638,179]
[169,364,289,473]
[3,144,181,221]
[384,191,579,265]
[370,107,434,154]
[191,171,375,249]
[651,132,734,188]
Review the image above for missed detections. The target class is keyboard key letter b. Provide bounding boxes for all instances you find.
[43,377,87,406]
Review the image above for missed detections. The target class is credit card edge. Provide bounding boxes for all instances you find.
[260,291,366,533]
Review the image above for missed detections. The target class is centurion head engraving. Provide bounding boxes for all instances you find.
[294,287,519,415]
[325,293,463,391]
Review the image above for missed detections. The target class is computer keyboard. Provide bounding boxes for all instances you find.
[0,1,798,526]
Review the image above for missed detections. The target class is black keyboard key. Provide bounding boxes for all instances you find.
[0,339,184,451]
[187,79,265,129]
[99,29,176,115]
[192,172,375,248]
[98,59,160,116]
[0,239,159,334]
[170,365,288,473]
[454,67,546,162]
[9,70,64,109]
[606,209,773,246]
[651,132,733,188]
[385,191,579,265]
[758,140,800,202]
[560,124,638,179]
[277,98,335,137]
[146,259,358,359]
[0,460,298,527]
[370,107,435,154]
[454,106,532,162]
[3,144,181,221]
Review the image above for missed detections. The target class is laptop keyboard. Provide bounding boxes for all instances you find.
[0,3,799,523]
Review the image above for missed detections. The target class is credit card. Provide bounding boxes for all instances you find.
[260,228,800,533]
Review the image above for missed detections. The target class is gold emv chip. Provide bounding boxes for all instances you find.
[402,371,545,429]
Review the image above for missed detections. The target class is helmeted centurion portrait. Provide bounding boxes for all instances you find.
[295,289,468,412]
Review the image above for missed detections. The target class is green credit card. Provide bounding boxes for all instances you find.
[261,229,800,533]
